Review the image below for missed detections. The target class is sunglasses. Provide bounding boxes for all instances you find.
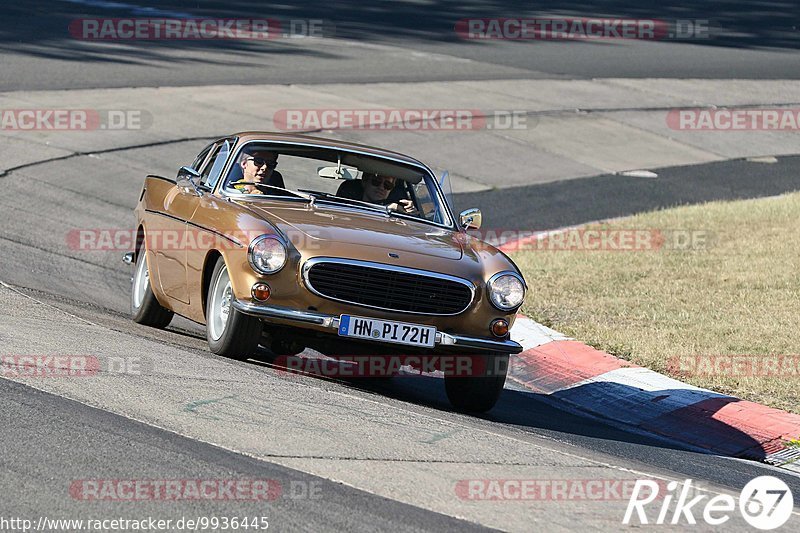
[247,157,278,169]
[367,177,395,190]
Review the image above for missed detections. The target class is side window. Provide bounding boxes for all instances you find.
[200,141,230,189]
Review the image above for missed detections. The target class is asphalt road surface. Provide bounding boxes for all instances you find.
[455,155,800,231]
[0,379,490,533]
[2,1,800,531]
[2,1,800,91]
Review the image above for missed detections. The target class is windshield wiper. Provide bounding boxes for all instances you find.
[297,189,391,215]
[229,182,313,202]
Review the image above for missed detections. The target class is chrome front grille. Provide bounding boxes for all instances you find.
[303,259,474,315]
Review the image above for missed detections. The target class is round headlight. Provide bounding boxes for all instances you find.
[248,235,287,274]
[487,272,526,311]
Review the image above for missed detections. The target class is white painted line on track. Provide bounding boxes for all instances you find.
[0,280,102,328]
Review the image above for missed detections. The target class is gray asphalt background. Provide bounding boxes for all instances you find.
[3,0,800,91]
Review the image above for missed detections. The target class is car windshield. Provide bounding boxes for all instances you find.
[220,142,453,227]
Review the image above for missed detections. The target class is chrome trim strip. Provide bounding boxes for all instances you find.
[232,300,339,328]
[301,257,476,316]
[232,299,521,353]
[435,331,523,354]
[218,139,455,230]
[486,270,527,312]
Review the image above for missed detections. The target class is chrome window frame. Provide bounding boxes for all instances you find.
[191,142,216,172]
[214,139,457,230]
[200,139,232,190]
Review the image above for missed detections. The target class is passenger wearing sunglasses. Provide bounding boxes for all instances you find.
[233,150,285,194]
[337,173,418,215]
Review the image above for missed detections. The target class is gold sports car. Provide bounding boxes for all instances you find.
[125,132,526,412]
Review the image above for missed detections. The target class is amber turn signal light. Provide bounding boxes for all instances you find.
[490,319,509,337]
[252,283,271,301]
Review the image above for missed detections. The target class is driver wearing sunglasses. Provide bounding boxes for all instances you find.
[233,150,285,194]
[359,174,418,215]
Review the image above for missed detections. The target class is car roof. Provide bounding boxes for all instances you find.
[231,132,427,168]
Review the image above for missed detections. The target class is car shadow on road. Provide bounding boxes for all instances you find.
[248,349,768,463]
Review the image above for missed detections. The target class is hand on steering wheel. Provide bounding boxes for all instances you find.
[388,199,418,215]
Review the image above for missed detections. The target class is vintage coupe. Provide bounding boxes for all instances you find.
[126,133,526,412]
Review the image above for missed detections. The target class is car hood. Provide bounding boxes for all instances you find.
[244,203,463,260]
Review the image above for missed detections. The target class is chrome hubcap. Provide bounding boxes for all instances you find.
[220,286,232,321]
[208,265,232,341]
[132,254,149,309]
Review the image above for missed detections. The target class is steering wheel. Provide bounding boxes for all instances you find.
[230,181,284,194]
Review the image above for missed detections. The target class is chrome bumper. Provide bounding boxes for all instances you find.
[232,300,523,354]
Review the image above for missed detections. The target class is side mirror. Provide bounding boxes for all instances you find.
[176,166,203,196]
[459,208,482,230]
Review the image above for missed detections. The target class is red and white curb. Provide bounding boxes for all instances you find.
[507,314,800,470]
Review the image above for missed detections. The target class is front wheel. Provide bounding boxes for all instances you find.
[131,248,174,329]
[206,257,262,358]
[445,353,509,413]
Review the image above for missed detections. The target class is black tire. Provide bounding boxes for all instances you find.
[445,353,509,413]
[131,248,173,329]
[206,257,262,358]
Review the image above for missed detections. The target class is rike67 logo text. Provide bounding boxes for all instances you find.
[624,476,793,530]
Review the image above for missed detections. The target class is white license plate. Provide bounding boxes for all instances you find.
[338,315,436,348]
